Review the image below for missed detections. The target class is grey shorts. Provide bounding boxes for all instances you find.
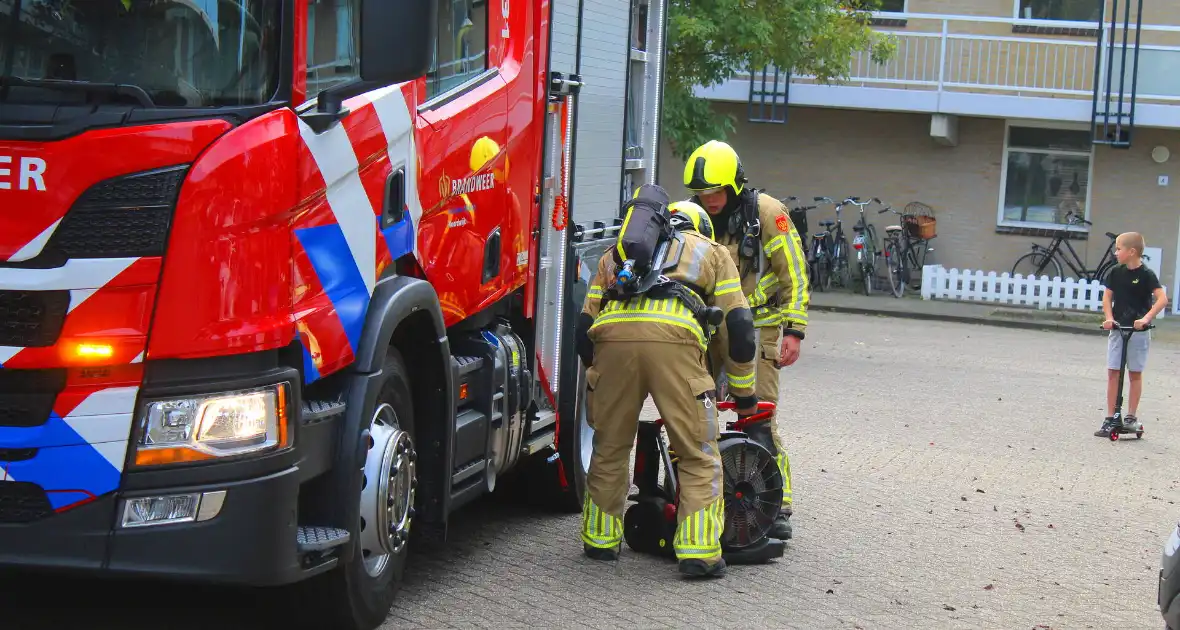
[1108,329,1151,372]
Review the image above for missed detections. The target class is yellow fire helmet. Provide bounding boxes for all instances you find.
[683,140,747,195]
[669,200,715,241]
[470,135,501,172]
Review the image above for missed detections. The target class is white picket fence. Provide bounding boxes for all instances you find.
[919,265,1107,311]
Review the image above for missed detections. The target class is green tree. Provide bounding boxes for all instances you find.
[662,0,898,160]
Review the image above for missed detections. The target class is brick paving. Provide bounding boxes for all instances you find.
[387,312,1180,629]
[4,312,1179,629]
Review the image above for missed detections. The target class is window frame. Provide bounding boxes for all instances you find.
[419,0,494,110]
[996,119,1096,233]
[303,0,362,100]
[875,0,907,15]
[1012,0,1103,25]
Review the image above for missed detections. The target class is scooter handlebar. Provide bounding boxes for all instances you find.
[1103,323,1155,331]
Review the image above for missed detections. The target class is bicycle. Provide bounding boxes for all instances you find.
[878,202,937,298]
[814,197,852,289]
[842,196,883,296]
[802,199,834,292]
[1010,212,1122,283]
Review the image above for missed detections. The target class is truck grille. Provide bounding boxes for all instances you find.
[0,290,70,347]
[51,166,186,259]
[0,165,187,267]
[0,481,54,523]
[0,369,65,428]
[0,393,57,427]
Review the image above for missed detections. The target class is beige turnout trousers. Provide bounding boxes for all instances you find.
[582,340,725,564]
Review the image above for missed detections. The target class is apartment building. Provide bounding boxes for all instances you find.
[658,0,1180,308]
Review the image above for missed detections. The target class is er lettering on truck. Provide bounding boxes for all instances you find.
[0,156,47,191]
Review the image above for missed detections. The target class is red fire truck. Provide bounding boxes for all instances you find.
[0,0,666,627]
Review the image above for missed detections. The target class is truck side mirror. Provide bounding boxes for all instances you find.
[360,0,438,85]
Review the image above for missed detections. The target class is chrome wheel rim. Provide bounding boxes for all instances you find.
[358,402,416,578]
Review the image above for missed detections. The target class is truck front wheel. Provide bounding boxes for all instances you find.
[315,347,417,630]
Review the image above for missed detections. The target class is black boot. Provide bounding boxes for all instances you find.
[679,557,727,578]
[768,510,793,540]
[584,543,619,561]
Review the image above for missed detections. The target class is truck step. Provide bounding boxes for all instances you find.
[522,429,556,456]
[452,355,484,376]
[297,526,351,552]
[302,398,346,425]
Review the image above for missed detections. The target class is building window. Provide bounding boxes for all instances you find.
[1017,0,1102,22]
[426,0,489,99]
[306,0,360,96]
[999,125,1093,229]
[878,0,905,12]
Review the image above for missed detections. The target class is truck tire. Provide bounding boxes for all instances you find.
[533,363,590,516]
[312,347,417,630]
[544,363,592,513]
[501,362,590,514]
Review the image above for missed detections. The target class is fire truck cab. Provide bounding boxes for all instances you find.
[0,0,666,627]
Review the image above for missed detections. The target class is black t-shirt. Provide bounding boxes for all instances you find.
[1105,263,1163,326]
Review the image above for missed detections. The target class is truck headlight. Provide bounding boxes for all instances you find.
[134,383,290,466]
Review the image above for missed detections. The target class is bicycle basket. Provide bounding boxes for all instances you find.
[903,201,936,240]
[788,207,808,235]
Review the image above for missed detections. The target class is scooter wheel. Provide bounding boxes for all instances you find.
[623,500,675,558]
[1137,429,1144,439]
[1110,430,1119,442]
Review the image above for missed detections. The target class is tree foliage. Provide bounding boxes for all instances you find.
[662,0,898,160]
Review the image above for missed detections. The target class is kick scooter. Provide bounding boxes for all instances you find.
[1101,323,1153,442]
[623,400,786,564]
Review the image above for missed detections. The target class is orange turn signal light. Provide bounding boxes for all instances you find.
[76,344,114,359]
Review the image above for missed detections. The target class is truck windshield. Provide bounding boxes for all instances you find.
[0,0,281,107]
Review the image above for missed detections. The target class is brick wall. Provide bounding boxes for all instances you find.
[658,103,1180,292]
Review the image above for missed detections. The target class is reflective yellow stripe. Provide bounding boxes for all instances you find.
[581,493,622,549]
[590,297,707,349]
[781,229,810,315]
[715,278,741,297]
[673,499,725,560]
[727,372,755,388]
[753,310,784,327]
[764,234,787,255]
[747,272,779,309]
[782,308,808,325]
[616,211,633,262]
[776,452,793,508]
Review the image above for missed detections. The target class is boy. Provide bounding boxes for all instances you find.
[1096,232,1169,438]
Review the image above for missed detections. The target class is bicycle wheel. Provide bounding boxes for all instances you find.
[1093,261,1115,284]
[860,261,874,296]
[885,239,905,298]
[1012,251,1062,280]
[835,238,852,288]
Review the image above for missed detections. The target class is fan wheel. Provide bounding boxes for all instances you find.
[718,436,783,551]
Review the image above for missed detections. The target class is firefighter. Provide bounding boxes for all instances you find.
[682,140,811,541]
[574,192,758,578]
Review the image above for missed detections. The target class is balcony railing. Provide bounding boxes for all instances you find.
[724,13,1180,107]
